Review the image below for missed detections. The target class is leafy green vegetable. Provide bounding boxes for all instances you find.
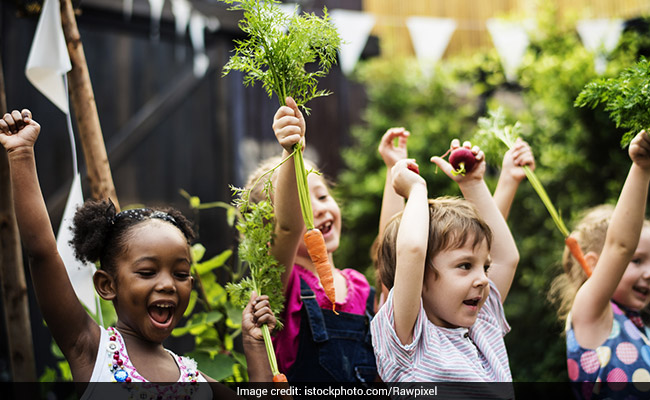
[226,181,285,316]
[476,109,570,237]
[575,57,650,146]
[221,0,341,113]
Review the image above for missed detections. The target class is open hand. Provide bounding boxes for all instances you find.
[0,109,41,154]
[430,139,485,184]
[378,127,409,168]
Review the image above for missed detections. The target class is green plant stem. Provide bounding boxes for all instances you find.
[293,143,315,230]
[522,165,570,238]
[262,324,279,376]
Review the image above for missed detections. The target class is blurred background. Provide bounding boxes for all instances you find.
[1,0,650,383]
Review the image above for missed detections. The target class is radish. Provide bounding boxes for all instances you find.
[449,147,476,175]
[407,164,420,174]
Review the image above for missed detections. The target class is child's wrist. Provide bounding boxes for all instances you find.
[7,146,35,162]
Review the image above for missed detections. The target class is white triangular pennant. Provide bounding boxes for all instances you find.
[577,19,624,74]
[329,9,375,76]
[56,173,98,315]
[486,19,530,82]
[406,17,456,78]
[25,0,72,114]
[123,0,133,20]
[190,11,209,77]
[148,0,165,40]
[171,0,192,38]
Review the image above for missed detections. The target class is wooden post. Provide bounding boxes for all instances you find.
[0,55,37,382]
[59,0,119,210]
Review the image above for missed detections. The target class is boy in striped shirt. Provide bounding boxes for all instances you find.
[371,140,519,382]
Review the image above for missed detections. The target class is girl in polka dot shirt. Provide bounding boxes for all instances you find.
[549,130,650,394]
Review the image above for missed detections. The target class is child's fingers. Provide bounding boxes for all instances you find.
[256,312,276,328]
[253,298,270,312]
[285,96,303,119]
[450,139,461,149]
[3,112,17,133]
[21,109,32,121]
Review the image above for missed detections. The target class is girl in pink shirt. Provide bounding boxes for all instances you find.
[247,97,377,382]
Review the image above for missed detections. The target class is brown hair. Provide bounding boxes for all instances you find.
[548,204,614,322]
[377,196,493,290]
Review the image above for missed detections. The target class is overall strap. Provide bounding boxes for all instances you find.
[299,278,329,343]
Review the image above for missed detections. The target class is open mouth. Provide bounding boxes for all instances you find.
[148,303,175,328]
[463,297,480,308]
[633,286,649,297]
[317,220,333,235]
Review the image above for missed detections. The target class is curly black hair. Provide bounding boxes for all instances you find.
[70,199,195,275]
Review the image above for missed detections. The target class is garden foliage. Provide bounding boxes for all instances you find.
[335,4,650,381]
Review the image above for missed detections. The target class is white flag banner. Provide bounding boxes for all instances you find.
[123,0,133,20]
[171,0,192,38]
[329,9,375,76]
[57,174,98,315]
[406,17,456,78]
[26,0,98,316]
[189,11,209,78]
[25,0,72,113]
[576,19,624,74]
[148,0,165,40]
[486,19,530,82]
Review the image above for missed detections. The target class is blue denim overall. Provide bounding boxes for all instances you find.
[286,278,377,382]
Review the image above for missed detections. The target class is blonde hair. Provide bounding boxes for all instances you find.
[377,196,493,290]
[548,204,614,322]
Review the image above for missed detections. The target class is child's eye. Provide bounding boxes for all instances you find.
[458,263,471,270]
[137,270,155,277]
[484,264,491,273]
[632,258,642,265]
[175,272,191,280]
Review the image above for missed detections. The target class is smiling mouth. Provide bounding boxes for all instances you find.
[633,286,649,297]
[317,221,333,235]
[463,298,480,307]
[148,303,175,327]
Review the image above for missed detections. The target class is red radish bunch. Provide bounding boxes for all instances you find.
[449,148,476,176]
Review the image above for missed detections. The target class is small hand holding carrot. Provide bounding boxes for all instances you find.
[242,292,277,344]
[379,127,410,168]
[502,138,535,183]
[430,139,486,185]
[0,109,41,155]
[391,159,426,199]
[272,96,306,153]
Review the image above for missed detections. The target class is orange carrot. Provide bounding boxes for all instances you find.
[565,236,592,277]
[304,229,337,313]
[273,373,287,382]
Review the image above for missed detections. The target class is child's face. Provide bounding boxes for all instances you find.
[612,226,650,311]
[297,174,341,257]
[112,220,194,343]
[422,237,490,328]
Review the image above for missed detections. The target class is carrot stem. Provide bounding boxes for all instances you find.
[293,142,315,230]
[262,324,280,377]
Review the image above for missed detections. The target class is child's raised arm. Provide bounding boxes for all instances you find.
[431,140,520,301]
[493,138,535,220]
[0,110,98,377]
[390,159,428,345]
[572,130,650,346]
[377,127,409,239]
[271,96,306,292]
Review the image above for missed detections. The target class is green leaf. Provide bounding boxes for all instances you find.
[191,243,206,263]
[187,351,237,382]
[195,249,233,275]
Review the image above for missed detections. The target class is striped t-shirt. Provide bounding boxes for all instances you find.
[370,280,511,382]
